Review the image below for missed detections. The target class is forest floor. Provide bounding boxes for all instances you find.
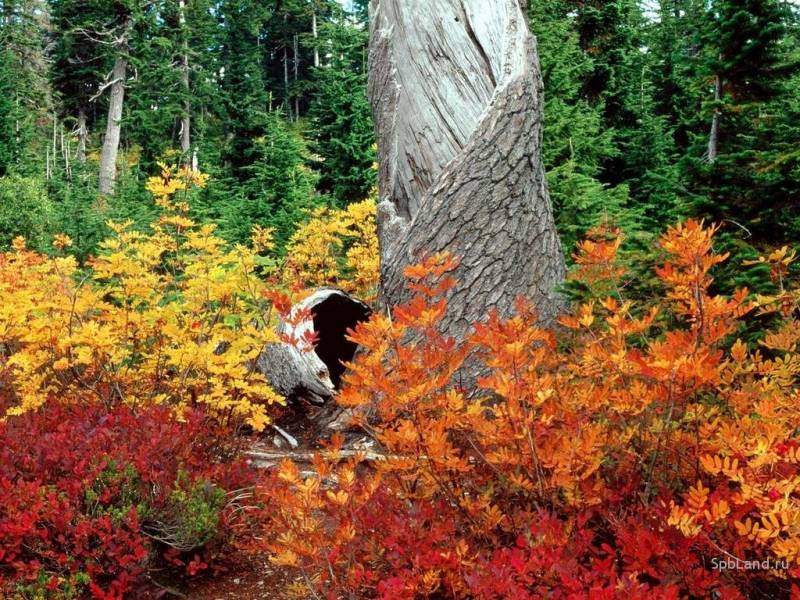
[183,559,294,600]
[174,409,349,600]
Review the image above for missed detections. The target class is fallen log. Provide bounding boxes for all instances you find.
[255,288,371,406]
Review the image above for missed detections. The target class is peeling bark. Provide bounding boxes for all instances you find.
[707,72,721,163]
[369,0,565,340]
[312,10,320,68]
[76,108,87,163]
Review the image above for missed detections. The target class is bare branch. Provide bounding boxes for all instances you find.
[89,77,124,103]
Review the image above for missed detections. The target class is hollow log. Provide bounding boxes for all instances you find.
[256,289,371,405]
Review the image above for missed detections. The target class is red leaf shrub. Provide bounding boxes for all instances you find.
[0,403,259,598]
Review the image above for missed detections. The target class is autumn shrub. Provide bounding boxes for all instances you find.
[0,164,285,430]
[283,197,379,302]
[262,221,800,599]
[0,163,380,598]
[0,402,260,599]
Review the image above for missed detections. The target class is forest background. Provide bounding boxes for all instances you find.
[0,0,797,272]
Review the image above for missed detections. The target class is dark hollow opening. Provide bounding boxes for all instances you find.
[311,293,372,388]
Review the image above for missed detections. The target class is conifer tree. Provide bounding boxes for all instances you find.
[530,0,631,252]
[218,0,269,175]
[216,111,319,247]
[0,49,22,175]
[307,9,374,204]
[49,0,106,164]
[1,0,50,174]
[689,0,799,242]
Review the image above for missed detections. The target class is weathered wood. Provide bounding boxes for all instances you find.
[98,22,129,196]
[246,448,389,467]
[76,109,88,163]
[178,0,192,163]
[256,289,371,405]
[707,70,721,163]
[369,0,566,339]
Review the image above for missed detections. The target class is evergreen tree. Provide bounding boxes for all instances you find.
[0,49,23,175]
[49,0,107,163]
[212,111,320,247]
[648,0,707,152]
[307,11,374,204]
[125,0,183,166]
[1,0,50,173]
[124,0,220,168]
[573,0,681,211]
[613,47,684,228]
[531,0,632,253]
[182,0,222,165]
[218,0,269,175]
[689,0,799,242]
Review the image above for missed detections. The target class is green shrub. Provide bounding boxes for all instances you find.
[0,175,54,251]
[149,471,227,553]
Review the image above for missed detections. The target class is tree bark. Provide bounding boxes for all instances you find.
[178,0,192,163]
[293,33,300,118]
[98,27,128,196]
[312,10,320,68]
[707,72,721,163]
[368,0,565,339]
[283,13,291,120]
[283,43,290,119]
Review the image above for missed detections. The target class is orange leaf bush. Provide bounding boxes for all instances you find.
[261,220,800,599]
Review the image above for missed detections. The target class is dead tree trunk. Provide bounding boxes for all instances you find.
[257,289,371,404]
[178,0,192,165]
[312,10,320,68]
[98,24,129,196]
[369,0,565,339]
[707,72,721,163]
[293,33,300,119]
[76,108,88,163]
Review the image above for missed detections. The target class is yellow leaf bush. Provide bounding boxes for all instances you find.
[284,197,379,302]
[0,165,284,430]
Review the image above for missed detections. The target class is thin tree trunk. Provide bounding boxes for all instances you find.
[283,13,291,120]
[293,33,299,118]
[52,113,58,173]
[76,108,87,162]
[369,0,565,339]
[283,44,290,119]
[312,10,320,68]
[99,49,128,195]
[707,72,721,163]
[64,128,71,179]
[179,0,192,164]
